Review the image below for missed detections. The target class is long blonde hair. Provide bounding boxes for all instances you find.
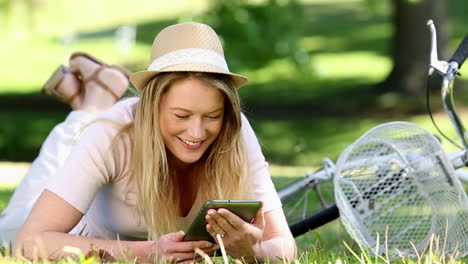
[131,72,251,239]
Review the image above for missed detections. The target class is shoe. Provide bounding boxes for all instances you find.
[69,52,131,101]
[69,51,131,78]
[41,65,80,103]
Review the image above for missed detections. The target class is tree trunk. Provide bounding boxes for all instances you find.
[381,0,450,97]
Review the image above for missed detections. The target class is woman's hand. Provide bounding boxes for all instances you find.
[144,231,219,263]
[205,208,265,262]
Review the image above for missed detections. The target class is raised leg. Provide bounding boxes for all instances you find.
[0,53,129,243]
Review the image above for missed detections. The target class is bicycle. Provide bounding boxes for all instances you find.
[277,20,468,257]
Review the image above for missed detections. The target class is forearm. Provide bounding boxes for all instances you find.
[256,236,297,263]
[15,231,150,262]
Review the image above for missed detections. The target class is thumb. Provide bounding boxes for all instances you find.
[168,230,186,241]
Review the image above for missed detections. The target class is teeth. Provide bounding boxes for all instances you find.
[181,138,201,146]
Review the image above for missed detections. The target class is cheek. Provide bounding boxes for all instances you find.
[159,116,179,140]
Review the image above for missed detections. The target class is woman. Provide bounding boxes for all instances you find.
[7,22,296,262]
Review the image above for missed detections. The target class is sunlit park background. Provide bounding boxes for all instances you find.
[1,0,468,258]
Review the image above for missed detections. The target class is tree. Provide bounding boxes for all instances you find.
[198,0,306,72]
[379,0,450,97]
[0,0,43,37]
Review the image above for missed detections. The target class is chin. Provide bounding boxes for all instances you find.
[176,154,204,164]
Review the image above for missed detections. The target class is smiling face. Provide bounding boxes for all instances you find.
[159,77,225,165]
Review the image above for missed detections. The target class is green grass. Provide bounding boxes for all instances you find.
[1,158,467,254]
[1,165,468,262]
[248,109,467,167]
[2,0,468,95]
[0,162,29,211]
[2,0,468,262]
[0,189,14,212]
[0,233,467,263]
[0,0,208,94]
[2,101,465,163]
[0,162,346,256]
[2,0,468,163]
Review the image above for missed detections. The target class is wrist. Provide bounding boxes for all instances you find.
[243,242,264,263]
[128,240,154,262]
[250,239,296,263]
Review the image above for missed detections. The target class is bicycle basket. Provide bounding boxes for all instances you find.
[334,121,468,257]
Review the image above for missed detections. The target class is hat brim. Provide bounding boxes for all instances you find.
[130,63,248,91]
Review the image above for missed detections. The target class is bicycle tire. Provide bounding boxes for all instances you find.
[289,204,339,237]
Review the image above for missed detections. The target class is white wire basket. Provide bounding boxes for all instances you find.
[334,121,468,257]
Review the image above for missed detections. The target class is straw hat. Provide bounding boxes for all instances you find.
[130,22,248,90]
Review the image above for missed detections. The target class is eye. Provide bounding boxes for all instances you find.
[206,115,221,120]
[175,114,189,119]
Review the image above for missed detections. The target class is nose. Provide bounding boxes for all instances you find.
[187,118,206,139]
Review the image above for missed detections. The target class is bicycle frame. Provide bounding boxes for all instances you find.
[429,20,468,154]
[281,19,468,238]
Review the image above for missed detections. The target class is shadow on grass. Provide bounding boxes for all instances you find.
[273,176,352,251]
[0,104,68,161]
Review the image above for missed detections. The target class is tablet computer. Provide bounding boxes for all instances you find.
[183,200,262,242]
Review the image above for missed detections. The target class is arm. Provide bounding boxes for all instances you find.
[14,190,218,262]
[204,114,297,262]
[257,209,297,262]
[205,207,296,263]
[14,190,148,261]
[240,113,297,260]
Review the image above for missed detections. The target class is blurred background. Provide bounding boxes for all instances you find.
[1,0,468,251]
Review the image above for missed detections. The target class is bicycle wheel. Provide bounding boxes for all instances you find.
[281,180,334,224]
[276,174,338,235]
[276,175,346,251]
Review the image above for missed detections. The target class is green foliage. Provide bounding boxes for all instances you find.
[0,189,14,211]
[197,0,308,71]
[0,108,67,161]
[0,0,9,10]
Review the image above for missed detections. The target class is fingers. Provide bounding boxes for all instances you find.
[166,238,215,254]
[218,208,247,229]
[160,231,217,253]
[165,244,218,263]
[206,224,229,245]
[154,231,220,264]
[171,241,215,253]
[206,208,249,236]
[206,209,233,235]
[166,230,186,242]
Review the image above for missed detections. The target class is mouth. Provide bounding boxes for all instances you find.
[178,137,204,150]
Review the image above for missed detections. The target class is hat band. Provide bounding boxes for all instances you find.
[147,48,230,72]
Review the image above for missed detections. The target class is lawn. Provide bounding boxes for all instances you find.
[2,0,468,162]
[2,0,468,262]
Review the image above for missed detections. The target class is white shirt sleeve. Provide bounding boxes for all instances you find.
[241,113,282,212]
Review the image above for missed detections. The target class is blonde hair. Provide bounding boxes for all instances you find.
[130,72,251,239]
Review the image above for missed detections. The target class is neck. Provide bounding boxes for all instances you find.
[167,153,196,175]
[166,153,202,217]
